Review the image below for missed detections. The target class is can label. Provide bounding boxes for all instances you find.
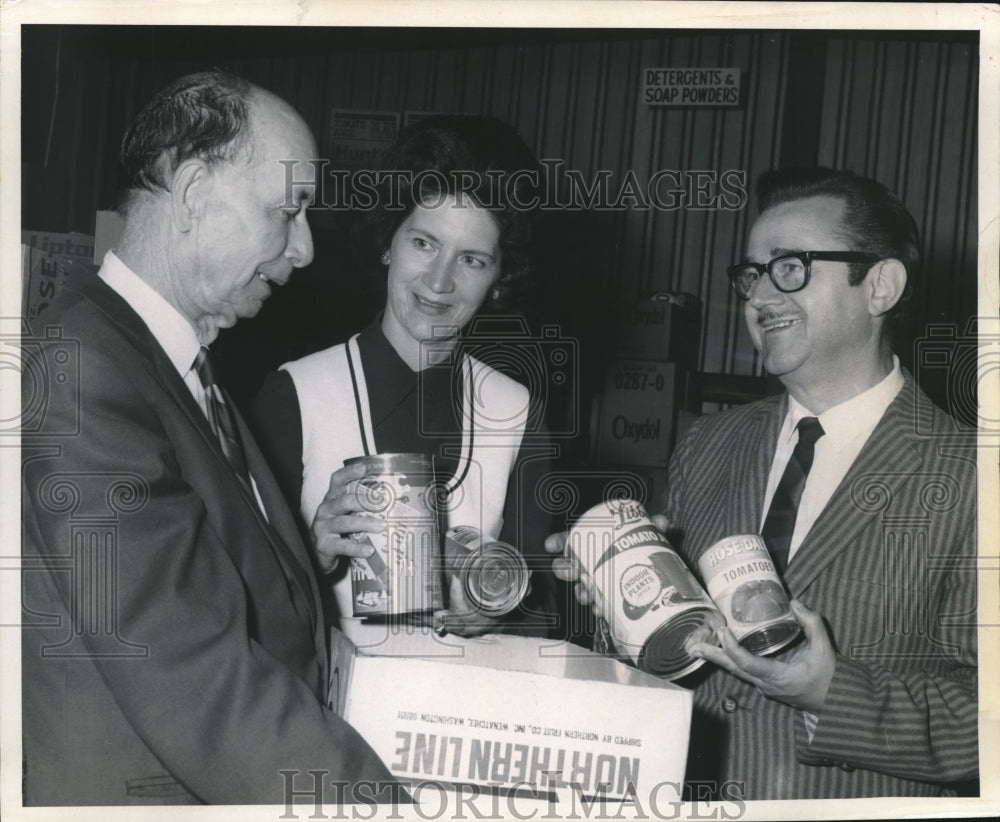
[698,534,800,655]
[345,454,443,617]
[567,499,722,679]
[443,526,529,616]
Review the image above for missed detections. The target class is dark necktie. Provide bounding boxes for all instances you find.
[193,349,313,624]
[761,416,825,574]
[194,347,252,492]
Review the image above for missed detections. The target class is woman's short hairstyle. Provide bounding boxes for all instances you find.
[367,115,543,309]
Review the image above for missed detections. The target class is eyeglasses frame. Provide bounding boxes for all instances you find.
[727,251,881,300]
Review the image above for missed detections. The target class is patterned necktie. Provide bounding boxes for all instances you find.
[761,416,825,574]
[193,347,252,491]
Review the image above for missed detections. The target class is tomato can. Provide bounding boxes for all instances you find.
[344,453,443,617]
[697,534,801,655]
[567,498,723,680]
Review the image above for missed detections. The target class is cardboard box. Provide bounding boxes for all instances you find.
[593,360,685,467]
[94,210,126,264]
[329,631,691,801]
[21,245,71,324]
[21,229,95,262]
[21,246,99,326]
[21,231,98,325]
[615,295,700,366]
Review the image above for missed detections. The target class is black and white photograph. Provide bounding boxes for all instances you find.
[2,1,997,819]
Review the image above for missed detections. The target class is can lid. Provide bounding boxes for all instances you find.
[461,541,529,616]
[638,607,723,680]
[739,620,802,655]
[344,453,434,474]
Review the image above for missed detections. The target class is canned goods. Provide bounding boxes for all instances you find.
[698,535,801,655]
[567,499,723,680]
[443,526,530,616]
[344,453,444,617]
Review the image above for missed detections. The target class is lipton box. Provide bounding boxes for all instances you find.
[615,293,701,366]
[21,244,96,325]
[21,229,95,262]
[592,360,686,467]
[328,630,692,801]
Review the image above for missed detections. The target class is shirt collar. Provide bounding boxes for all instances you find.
[357,317,458,425]
[784,355,905,445]
[97,250,202,378]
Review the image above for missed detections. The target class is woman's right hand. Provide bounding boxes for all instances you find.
[310,462,386,574]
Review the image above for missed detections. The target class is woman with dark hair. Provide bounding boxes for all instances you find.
[251,115,555,646]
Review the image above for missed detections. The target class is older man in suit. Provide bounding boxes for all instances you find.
[21,70,397,805]
[548,168,977,799]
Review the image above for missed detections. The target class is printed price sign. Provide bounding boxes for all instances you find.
[330,110,400,169]
[643,68,741,106]
[594,360,685,468]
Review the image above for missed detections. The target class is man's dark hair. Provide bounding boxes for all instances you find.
[119,70,254,211]
[756,167,920,329]
[367,114,543,310]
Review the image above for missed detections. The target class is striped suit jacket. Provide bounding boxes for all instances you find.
[665,372,978,799]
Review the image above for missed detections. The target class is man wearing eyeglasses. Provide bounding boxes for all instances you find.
[547,167,977,798]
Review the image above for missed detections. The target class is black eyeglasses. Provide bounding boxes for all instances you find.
[727,251,880,300]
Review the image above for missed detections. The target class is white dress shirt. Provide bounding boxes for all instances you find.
[760,356,905,565]
[760,356,904,736]
[98,250,208,410]
[98,250,267,517]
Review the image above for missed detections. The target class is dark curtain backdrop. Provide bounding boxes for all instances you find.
[21,25,979,421]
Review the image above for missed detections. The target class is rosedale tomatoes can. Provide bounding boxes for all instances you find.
[344,453,444,617]
[567,499,723,680]
[697,535,801,655]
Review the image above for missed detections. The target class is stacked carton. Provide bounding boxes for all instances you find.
[591,293,701,507]
[329,630,693,805]
[21,230,96,326]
